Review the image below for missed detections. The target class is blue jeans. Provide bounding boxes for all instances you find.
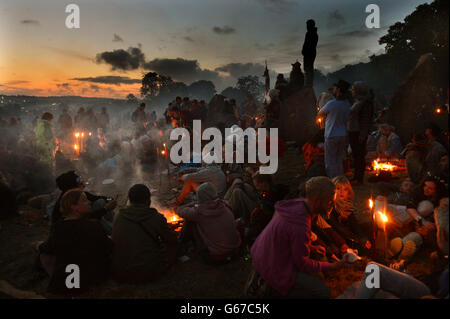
[325,136,347,178]
[355,262,431,299]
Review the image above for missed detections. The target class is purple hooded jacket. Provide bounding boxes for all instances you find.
[250,198,333,295]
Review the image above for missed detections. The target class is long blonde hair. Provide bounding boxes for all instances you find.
[331,176,354,219]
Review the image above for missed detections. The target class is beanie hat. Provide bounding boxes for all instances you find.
[55,171,80,193]
[196,182,218,204]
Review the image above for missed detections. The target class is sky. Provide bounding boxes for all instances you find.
[0,0,433,98]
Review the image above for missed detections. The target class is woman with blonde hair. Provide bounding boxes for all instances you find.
[326,176,372,254]
[38,189,113,295]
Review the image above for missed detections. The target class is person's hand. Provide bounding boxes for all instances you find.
[389,260,406,271]
[105,200,117,211]
[312,245,326,256]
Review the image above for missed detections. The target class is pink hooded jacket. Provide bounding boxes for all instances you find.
[251,198,333,295]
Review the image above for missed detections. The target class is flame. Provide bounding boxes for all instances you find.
[81,132,84,137]
[377,211,388,223]
[436,108,442,114]
[369,199,374,209]
[89,132,92,136]
[161,150,166,156]
[74,144,79,150]
[74,132,80,138]
[373,160,395,172]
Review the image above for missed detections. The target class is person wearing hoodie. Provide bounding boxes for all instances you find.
[176,182,241,264]
[245,176,352,298]
[112,184,177,283]
[301,19,319,88]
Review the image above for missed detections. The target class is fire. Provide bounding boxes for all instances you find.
[74,144,79,150]
[369,199,374,209]
[377,211,388,223]
[436,108,442,114]
[74,132,80,138]
[373,160,395,172]
[161,150,166,156]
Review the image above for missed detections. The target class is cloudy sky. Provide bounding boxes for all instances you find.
[0,0,432,98]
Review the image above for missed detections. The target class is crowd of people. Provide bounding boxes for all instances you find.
[0,75,448,299]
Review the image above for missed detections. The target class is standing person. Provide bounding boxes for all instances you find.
[74,107,87,130]
[131,102,148,137]
[264,89,281,129]
[112,184,177,283]
[97,107,110,133]
[347,82,374,185]
[317,80,351,178]
[38,189,113,295]
[57,108,73,138]
[245,176,353,298]
[34,112,55,167]
[301,19,319,88]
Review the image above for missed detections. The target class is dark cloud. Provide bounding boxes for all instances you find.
[327,10,346,28]
[113,34,124,42]
[21,19,40,26]
[57,83,70,89]
[215,62,269,78]
[96,46,145,71]
[90,85,100,92]
[183,36,195,42]
[143,58,222,84]
[4,80,30,85]
[71,76,141,85]
[212,26,236,35]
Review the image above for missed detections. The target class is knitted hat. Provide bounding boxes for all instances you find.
[196,182,218,204]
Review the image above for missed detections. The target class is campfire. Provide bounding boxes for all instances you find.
[160,208,184,232]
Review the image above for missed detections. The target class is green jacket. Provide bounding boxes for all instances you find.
[34,119,53,148]
[111,205,177,283]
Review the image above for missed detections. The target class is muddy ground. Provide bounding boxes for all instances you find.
[0,148,434,299]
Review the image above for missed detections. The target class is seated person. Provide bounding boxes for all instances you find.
[174,164,226,205]
[112,184,177,283]
[353,198,448,299]
[245,177,353,299]
[326,176,372,254]
[38,189,113,295]
[376,124,403,159]
[51,171,117,234]
[176,183,241,264]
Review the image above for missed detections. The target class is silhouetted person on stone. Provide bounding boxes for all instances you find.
[302,19,318,88]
